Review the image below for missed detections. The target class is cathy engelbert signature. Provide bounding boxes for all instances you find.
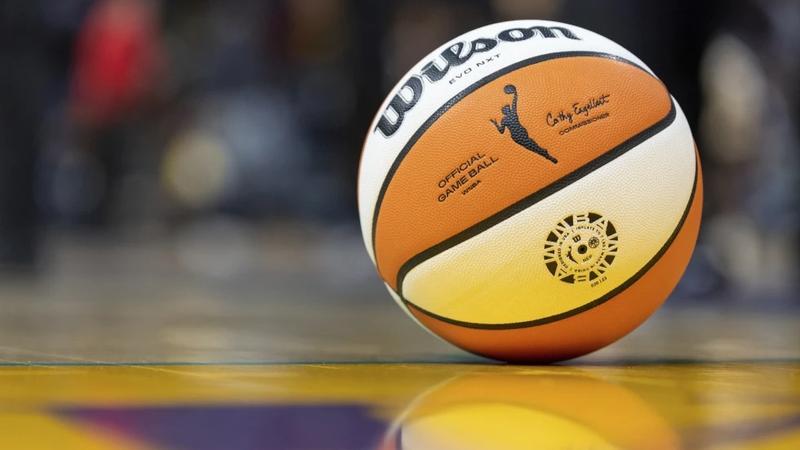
[545,94,611,128]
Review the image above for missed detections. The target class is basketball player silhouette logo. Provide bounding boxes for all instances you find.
[490,84,558,164]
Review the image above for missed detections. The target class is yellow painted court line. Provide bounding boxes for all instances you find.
[0,413,157,450]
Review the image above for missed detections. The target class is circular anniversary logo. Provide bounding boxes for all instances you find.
[544,212,619,285]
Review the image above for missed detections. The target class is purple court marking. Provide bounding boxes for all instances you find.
[58,404,388,450]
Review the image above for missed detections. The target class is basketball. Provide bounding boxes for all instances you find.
[357,20,702,362]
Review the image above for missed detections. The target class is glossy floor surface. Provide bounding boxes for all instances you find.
[1,362,799,449]
[1,233,798,449]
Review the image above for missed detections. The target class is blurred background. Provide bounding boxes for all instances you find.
[0,0,797,361]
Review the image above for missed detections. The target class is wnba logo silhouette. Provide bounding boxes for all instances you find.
[490,84,558,164]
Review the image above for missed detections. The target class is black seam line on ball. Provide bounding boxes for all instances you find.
[370,50,658,256]
[395,98,677,294]
[402,151,698,330]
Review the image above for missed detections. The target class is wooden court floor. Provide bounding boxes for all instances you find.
[0,233,798,449]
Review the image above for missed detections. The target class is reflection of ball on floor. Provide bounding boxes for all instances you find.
[379,371,680,450]
[358,20,702,362]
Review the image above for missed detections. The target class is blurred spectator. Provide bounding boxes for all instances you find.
[71,0,163,126]
[67,0,164,226]
[698,0,799,296]
[0,0,51,269]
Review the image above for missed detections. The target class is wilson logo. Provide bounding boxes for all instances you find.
[375,25,581,137]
